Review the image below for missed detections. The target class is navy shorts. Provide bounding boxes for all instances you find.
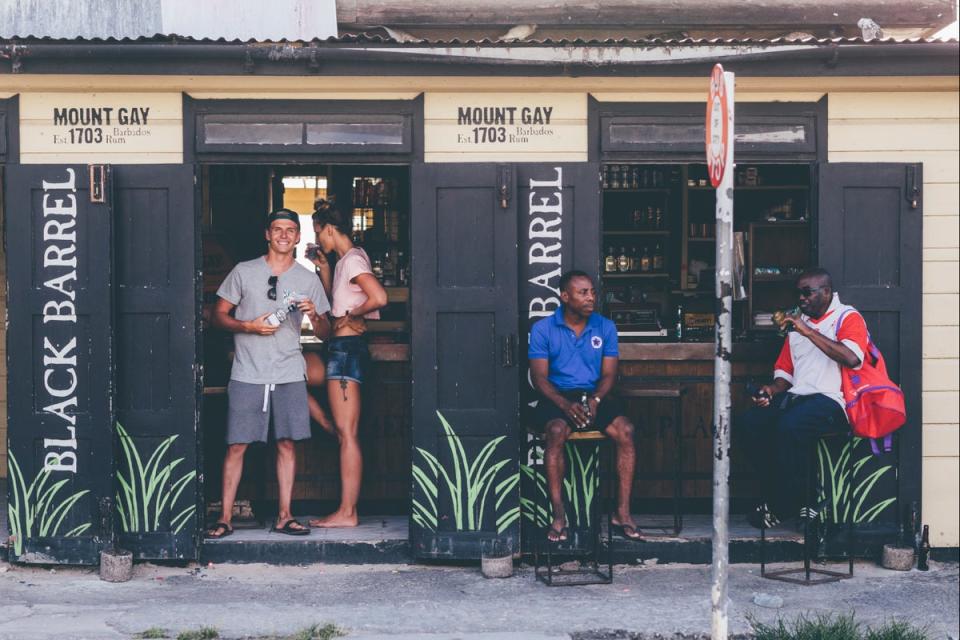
[533,390,626,433]
[326,336,368,384]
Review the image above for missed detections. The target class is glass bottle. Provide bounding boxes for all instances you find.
[640,246,651,272]
[676,303,684,341]
[655,206,664,230]
[617,246,630,273]
[629,246,639,272]
[397,250,407,286]
[604,247,617,273]
[372,256,384,281]
[610,167,621,190]
[646,205,656,229]
[632,208,644,229]
[602,165,610,190]
[653,242,664,271]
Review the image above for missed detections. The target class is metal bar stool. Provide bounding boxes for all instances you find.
[760,431,856,585]
[617,381,685,536]
[529,428,613,586]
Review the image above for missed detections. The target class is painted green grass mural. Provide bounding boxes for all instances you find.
[6,451,91,556]
[818,437,896,524]
[115,423,197,534]
[521,442,600,528]
[411,411,519,534]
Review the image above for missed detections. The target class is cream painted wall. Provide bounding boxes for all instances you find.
[827,91,960,549]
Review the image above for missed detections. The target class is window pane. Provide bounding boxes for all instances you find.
[609,123,702,145]
[735,124,806,144]
[306,122,404,146]
[204,122,303,145]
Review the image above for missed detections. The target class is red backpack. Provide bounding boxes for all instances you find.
[835,309,907,455]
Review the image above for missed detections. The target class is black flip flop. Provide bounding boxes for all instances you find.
[272,519,310,536]
[546,526,569,543]
[205,521,234,539]
[612,523,645,541]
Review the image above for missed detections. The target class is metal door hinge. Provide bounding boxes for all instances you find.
[89,165,108,204]
[906,165,921,210]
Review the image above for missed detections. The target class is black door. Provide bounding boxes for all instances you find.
[5,166,114,564]
[112,166,200,560]
[410,164,520,559]
[818,163,923,530]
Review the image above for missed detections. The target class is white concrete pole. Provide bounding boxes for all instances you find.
[711,70,735,640]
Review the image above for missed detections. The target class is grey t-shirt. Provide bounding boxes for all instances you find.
[216,257,330,384]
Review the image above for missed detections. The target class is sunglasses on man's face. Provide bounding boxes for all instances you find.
[268,275,278,301]
[796,286,826,298]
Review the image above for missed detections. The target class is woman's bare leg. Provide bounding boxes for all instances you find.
[304,352,336,436]
[310,379,362,527]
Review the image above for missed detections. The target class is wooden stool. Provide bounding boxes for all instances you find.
[530,429,613,586]
[760,431,857,585]
[617,382,685,535]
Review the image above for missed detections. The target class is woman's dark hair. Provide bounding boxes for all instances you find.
[311,198,353,236]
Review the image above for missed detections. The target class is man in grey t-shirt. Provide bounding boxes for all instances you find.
[206,209,331,539]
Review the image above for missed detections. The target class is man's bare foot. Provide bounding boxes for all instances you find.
[309,512,359,528]
[546,514,568,542]
[612,513,644,540]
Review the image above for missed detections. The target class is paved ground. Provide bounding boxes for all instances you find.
[0,558,956,640]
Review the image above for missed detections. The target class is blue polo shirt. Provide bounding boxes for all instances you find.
[528,307,619,390]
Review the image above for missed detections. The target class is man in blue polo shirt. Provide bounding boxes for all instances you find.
[529,270,642,542]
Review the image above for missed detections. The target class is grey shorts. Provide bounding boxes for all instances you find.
[226,380,311,445]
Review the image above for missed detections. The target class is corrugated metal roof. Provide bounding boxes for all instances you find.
[1,32,957,46]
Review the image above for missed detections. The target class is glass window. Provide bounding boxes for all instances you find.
[204,122,303,146]
[306,122,405,146]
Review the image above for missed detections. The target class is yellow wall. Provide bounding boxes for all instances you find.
[1,73,957,546]
[828,92,960,549]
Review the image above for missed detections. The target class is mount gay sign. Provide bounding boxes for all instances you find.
[20,93,183,164]
[424,93,587,162]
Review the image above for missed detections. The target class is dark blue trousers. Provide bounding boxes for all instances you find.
[738,393,848,516]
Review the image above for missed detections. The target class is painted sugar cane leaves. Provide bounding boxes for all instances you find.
[412,411,520,534]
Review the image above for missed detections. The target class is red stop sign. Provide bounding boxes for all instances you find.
[706,64,729,188]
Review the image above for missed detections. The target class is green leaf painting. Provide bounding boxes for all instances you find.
[6,451,91,557]
[411,411,519,534]
[817,437,896,524]
[115,423,197,534]
[521,441,599,529]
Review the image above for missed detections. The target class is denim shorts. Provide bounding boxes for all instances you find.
[325,336,368,384]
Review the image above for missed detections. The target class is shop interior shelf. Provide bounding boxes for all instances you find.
[602,188,672,194]
[604,230,670,236]
[603,273,670,279]
[687,237,716,242]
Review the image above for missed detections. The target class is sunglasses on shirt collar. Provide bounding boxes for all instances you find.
[267,275,278,301]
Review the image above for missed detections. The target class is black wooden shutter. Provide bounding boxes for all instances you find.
[5,166,114,564]
[112,166,200,560]
[410,163,520,560]
[818,162,923,528]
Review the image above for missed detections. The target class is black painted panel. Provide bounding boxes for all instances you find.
[818,162,922,527]
[6,165,113,565]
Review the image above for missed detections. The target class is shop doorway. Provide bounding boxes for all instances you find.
[200,164,412,544]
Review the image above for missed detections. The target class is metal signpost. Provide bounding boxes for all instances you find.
[706,63,735,640]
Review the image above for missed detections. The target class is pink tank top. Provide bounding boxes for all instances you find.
[331,247,380,319]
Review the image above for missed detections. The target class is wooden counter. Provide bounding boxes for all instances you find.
[618,341,779,361]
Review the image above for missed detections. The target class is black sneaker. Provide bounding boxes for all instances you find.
[747,503,781,530]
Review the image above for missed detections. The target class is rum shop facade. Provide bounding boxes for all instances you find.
[1,36,957,564]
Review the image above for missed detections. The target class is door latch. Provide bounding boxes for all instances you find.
[88,164,108,204]
[501,334,517,367]
[497,165,512,209]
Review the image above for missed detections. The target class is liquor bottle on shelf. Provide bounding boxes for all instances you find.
[610,167,621,190]
[646,206,656,229]
[604,247,617,273]
[630,166,639,189]
[382,250,396,287]
[676,303,684,341]
[655,206,664,229]
[653,242,664,271]
[602,165,610,190]
[640,246,651,272]
[632,208,644,229]
[372,256,384,282]
[629,246,639,272]
[617,247,630,273]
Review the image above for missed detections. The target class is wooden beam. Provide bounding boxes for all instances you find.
[337,0,956,30]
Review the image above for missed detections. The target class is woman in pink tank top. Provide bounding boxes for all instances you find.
[304,200,387,528]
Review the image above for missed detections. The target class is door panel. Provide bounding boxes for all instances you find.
[112,166,200,560]
[818,162,922,531]
[410,164,520,559]
[5,165,113,565]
